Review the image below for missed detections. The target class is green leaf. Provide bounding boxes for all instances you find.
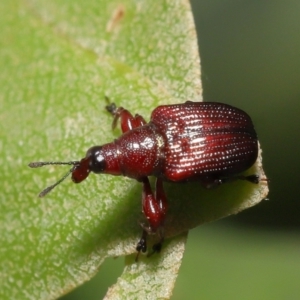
[0,0,268,299]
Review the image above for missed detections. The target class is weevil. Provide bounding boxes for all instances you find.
[29,101,260,258]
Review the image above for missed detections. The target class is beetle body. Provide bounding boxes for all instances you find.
[74,102,258,184]
[29,101,259,258]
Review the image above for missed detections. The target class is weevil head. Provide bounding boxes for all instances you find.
[29,146,108,197]
[72,146,106,183]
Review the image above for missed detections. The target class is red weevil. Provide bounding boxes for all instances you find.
[29,100,260,257]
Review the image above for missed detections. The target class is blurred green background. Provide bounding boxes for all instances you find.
[60,1,300,299]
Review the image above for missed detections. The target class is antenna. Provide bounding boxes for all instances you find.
[28,161,79,197]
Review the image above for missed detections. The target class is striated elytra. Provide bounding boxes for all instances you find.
[29,100,261,259]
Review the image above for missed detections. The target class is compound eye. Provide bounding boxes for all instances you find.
[86,146,106,174]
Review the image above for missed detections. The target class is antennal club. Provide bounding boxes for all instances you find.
[28,161,80,197]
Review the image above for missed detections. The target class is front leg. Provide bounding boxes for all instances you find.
[136,177,168,259]
[105,98,146,133]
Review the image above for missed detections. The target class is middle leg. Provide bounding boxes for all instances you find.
[136,177,168,257]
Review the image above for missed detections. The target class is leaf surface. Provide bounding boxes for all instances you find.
[0,0,268,299]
